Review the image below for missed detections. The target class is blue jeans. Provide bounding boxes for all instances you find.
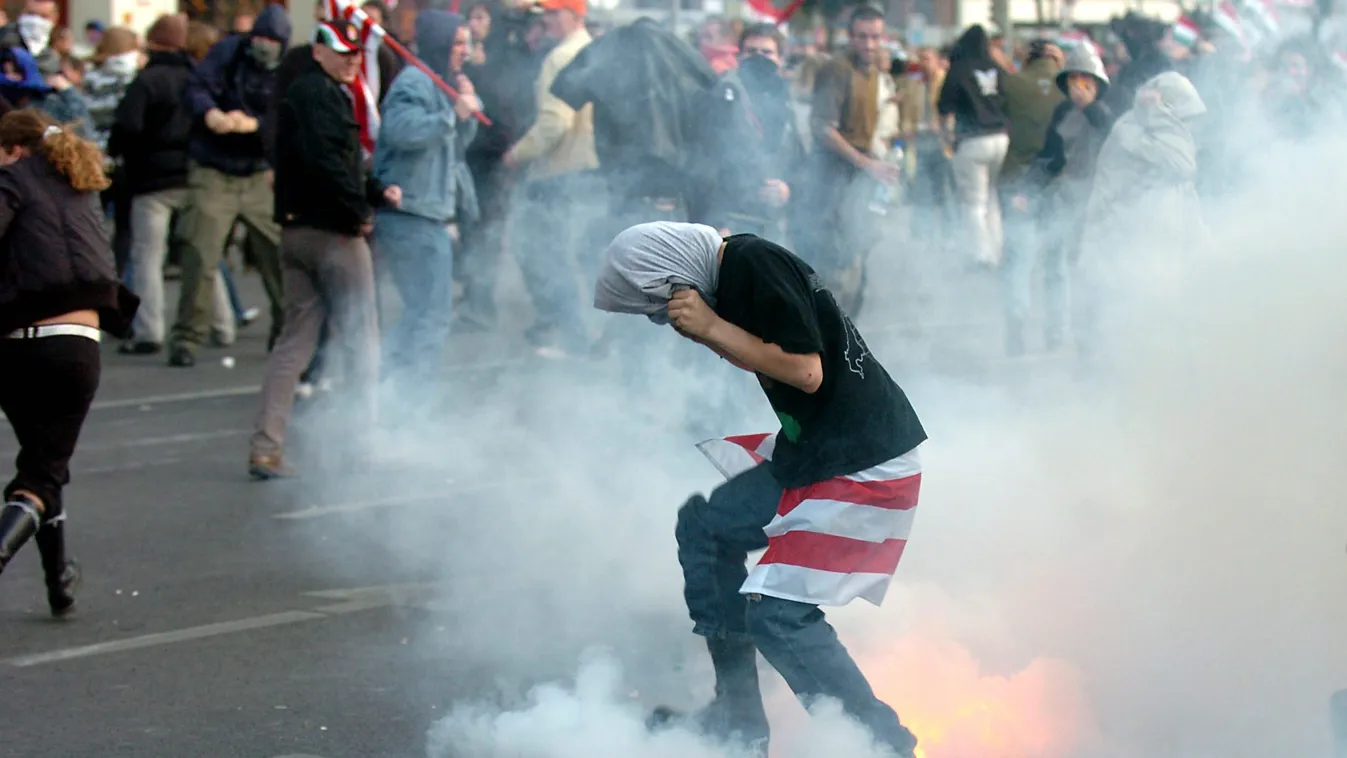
[374,211,454,394]
[513,176,594,353]
[1000,202,1069,344]
[674,464,917,756]
[220,260,245,322]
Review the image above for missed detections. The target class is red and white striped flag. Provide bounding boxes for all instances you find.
[697,433,922,607]
[743,0,807,23]
[325,0,385,156]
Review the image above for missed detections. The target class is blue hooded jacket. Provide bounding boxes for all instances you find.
[372,11,478,224]
[0,47,94,138]
[185,4,292,176]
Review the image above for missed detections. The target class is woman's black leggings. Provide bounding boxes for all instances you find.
[0,335,101,518]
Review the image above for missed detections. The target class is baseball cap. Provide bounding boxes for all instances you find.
[538,0,586,16]
[313,19,362,54]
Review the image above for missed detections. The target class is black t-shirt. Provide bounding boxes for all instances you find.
[713,235,927,488]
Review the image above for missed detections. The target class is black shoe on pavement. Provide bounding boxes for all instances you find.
[168,345,196,367]
[645,704,768,758]
[118,340,162,356]
[249,454,297,481]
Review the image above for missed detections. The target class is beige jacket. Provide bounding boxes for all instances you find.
[510,28,600,181]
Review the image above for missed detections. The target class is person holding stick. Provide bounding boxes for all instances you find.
[593,221,926,758]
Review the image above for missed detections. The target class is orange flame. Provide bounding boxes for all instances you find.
[862,635,1098,758]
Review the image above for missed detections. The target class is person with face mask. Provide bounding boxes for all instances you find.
[693,23,802,241]
[167,5,291,370]
[81,26,140,152]
[371,10,481,416]
[0,46,93,137]
[0,0,60,77]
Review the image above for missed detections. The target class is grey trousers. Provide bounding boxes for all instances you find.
[129,188,232,344]
[250,226,379,457]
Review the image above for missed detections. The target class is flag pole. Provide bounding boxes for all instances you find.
[330,0,492,126]
[380,33,493,126]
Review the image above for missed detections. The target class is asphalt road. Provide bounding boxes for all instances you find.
[0,232,1053,758]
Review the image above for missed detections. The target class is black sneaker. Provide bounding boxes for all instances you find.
[168,345,196,367]
[118,340,162,355]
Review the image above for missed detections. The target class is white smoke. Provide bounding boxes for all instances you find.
[284,60,1347,758]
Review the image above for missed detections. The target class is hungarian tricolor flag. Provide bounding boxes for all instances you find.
[324,0,385,157]
[697,434,922,607]
[1057,28,1104,58]
[1171,15,1202,49]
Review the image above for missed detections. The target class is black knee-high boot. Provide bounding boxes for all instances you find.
[648,637,768,755]
[34,514,80,617]
[0,496,41,573]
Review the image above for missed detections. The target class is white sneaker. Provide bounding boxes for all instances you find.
[295,382,315,400]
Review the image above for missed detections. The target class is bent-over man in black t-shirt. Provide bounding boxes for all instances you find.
[594,222,926,758]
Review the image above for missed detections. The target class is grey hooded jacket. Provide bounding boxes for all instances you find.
[1080,71,1207,265]
[1025,45,1115,196]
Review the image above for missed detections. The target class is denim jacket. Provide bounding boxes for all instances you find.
[373,67,479,224]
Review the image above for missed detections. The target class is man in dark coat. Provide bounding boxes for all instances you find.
[250,19,400,480]
[108,13,198,355]
[168,5,291,368]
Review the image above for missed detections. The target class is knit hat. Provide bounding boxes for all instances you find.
[539,0,586,16]
[146,13,188,51]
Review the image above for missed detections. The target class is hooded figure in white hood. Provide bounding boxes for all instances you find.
[594,221,929,758]
[1075,71,1207,358]
[1080,71,1207,260]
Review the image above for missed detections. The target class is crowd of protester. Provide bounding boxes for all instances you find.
[0,0,1344,476]
[2,5,1347,736]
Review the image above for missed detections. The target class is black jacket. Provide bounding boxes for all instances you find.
[551,18,717,199]
[0,155,138,336]
[186,6,292,176]
[693,61,803,226]
[937,25,1010,138]
[108,51,197,195]
[274,62,386,236]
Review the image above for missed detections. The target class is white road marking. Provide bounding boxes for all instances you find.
[91,385,261,410]
[273,492,450,520]
[5,583,442,668]
[273,482,510,521]
[4,611,325,667]
[90,358,526,412]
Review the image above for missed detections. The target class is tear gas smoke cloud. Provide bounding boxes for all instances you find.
[291,80,1347,758]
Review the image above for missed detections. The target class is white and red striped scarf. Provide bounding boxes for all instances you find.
[697,433,922,608]
[324,0,385,157]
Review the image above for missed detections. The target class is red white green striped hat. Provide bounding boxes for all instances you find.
[314,19,362,54]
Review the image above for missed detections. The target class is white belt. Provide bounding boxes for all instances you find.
[4,324,102,342]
